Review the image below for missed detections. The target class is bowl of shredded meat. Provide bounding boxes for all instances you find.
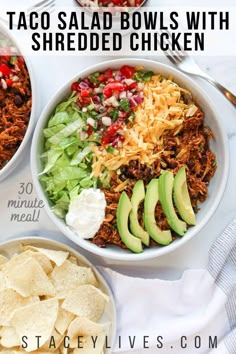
[31,58,229,261]
[0,24,36,182]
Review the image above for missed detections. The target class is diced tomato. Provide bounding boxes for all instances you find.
[120,65,136,79]
[101,121,123,145]
[107,121,122,134]
[128,81,138,89]
[5,79,13,87]
[2,55,11,63]
[118,111,128,119]
[104,69,113,79]
[103,87,112,98]
[90,0,143,6]
[0,63,12,76]
[80,96,91,105]
[80,89,92,97]
[98,0,142,5]
[98,0,110,5]
[103,82,125,98]
[87,124,93,136]
[101,134,111,145]
[112,0,123,5]
[98,74,105,83]
[71,82,80,92]
[17,56,25,69]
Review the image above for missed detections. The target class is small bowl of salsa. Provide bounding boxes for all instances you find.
[75,0,149,16]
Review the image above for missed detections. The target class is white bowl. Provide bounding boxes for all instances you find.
[0,24,37,182]
[31,58,229,261]
[0,236,116,353]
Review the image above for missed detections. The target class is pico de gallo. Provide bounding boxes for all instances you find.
[79,0,144,7]
[71,65,153,148]
[96,0,143,6]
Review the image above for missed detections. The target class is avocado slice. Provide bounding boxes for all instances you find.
[144,179,172,245]
[130,180,150,246]
[159,171,187,236]
[173,167,196,225]
[116,192,143,254]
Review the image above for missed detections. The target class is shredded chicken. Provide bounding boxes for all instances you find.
[92,107,216,249]
[0,52,31,169]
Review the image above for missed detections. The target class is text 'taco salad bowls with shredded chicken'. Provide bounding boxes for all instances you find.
[31,59,229,261]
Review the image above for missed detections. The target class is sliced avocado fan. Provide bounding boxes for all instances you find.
[144,179,172,245]
[159,171,187,236]
[116,192,143,254]
[173,167,196,225]
[130,180,150,246]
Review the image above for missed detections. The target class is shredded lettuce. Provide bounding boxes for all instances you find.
[70,146,91,166]
[48,119,83,145]
[40,94,97,218]
[40,150,62,175]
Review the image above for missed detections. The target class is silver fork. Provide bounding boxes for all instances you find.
[0,0,55,26]
[26,0,55,18]
[160,31,236,107]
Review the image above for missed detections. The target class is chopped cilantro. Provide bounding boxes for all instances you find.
[88,72,100,84]
[120,99,130,112]
[133,70,154,82]
[90,110,98,117]
[110,108,119,121]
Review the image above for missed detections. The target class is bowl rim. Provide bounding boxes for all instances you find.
[0,23,37,182]
[0,235,117,353]
[31,58,229,261]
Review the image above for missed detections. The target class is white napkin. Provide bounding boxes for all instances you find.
[99,218,236,354]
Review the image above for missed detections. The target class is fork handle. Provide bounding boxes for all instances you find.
[197,73,236,107]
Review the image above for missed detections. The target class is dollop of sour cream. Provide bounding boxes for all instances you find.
[66,188,106,239]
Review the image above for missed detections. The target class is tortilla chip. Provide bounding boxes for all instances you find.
[55,306,75,335]
[58,345,68,354]
[0,271,7,291]
[32,352,59,354]
[3,257,55,297]
[18,250,53,274]
[68,255,77,265]
[0,350,60,354]
[41,329,63,352]
[10,298,59,352]
[73,337,105,354]
[0,289,39,326]
[0,254,8,265]
[32,351,60,354]
[67,317,107,350]
[0,326,21,347]
[0,246,110,354]
[22,246,69,266]
[28,350,60,354]
[62,285,109,322]
[0,349,23,354]
[2,250,53,275]
[50,261,97,299]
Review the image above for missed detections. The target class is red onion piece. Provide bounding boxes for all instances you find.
[79,81,89,89]
[128,97,138,107]
[92,95,100,104]
[134,94,144,104]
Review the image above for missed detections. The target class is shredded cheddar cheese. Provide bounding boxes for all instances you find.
[92,74,197,178]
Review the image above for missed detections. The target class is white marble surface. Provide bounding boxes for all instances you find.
[0,0,236,280]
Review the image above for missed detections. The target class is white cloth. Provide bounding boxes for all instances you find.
[99,218,236,354]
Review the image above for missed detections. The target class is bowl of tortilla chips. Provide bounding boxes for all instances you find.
[0,237,116,353]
